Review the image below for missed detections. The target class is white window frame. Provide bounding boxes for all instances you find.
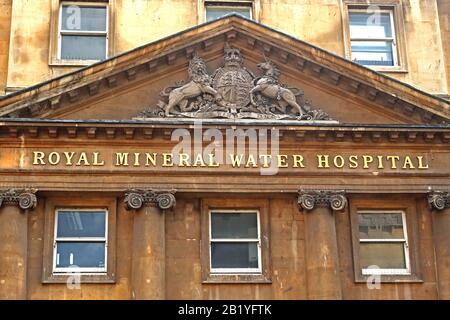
[348,8,398,67]
[358,210,410,276]
[57,1,109,62]
[205,1,253,21]
[53,208,108,274]
[209,209,262,274]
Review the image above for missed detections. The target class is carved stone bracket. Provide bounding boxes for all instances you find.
[124,189,176,210]
[428,191,450,211]
[0,188,38,211]
[298,190,347,212]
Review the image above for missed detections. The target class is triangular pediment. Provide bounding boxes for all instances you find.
[0,14,449,125]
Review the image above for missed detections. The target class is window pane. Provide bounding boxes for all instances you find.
[55,242,106,268]
[211,242,258,269]
[360,242,406,269]
[358,213,404,239]
[351,40,394,66]
[211,212,258,239]
[349,12,392,38]
[61,35,106,60]
[57,211,106,238]
[206,6,251,21]
[61,5,107,32]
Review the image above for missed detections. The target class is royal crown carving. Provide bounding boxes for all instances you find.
[138,44,332,121]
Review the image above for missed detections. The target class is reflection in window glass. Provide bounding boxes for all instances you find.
[360,243,406,269]
[358,211,410,275]
[55,242,105,268]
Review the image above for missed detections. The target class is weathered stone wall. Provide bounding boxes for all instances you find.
[1,0,449,95]
[437,0,450,95]
[0,0,12,96]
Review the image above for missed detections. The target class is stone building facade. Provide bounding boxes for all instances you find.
[0,1,449,300]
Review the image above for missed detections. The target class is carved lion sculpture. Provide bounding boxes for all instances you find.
[163,53,220,116]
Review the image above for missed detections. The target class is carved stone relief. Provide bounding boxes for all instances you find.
[428,191,450,210]
[124,189,176,210]
[298,190,347,211]
[0,188,38,211]
[137,44,332,121]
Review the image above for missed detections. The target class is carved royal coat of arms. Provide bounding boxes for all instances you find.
[138,44,332,121]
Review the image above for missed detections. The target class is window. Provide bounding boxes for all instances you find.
[210,211,261,273]
[348,10,397,66]
[358,210,410,275]
[58,3,108,61]
[42,197,116,283]
[205,1,252,22]
[201,199,271,283]
[53,209,108,273]
[349,197,422,283]
[342,1,408,72]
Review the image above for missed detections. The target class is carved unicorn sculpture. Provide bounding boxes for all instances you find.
[250,57,306,116]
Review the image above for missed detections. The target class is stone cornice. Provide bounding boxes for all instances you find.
[124,189,176,210]
[298,190,347,211]
[428,191,450,211]
[0,120,449,144]
[0,188,38,211]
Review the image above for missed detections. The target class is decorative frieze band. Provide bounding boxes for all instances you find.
[298,190,347,211]
[428,191,450,211]
[124,189,176,210]
[0,188,38,211]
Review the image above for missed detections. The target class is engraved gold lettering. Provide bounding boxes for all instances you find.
[317,155,330,168]
[292,155,305,168]
[387,155,400,169]
[115,153,129,166]
[33,151,45,165]
[48,152,61,165]
[77,152,90,166]
[277,155,288,168]
[417,156,429,169]
[333,155,345,168]
[349,155,358,169]
[162,153,173,167]
[145,153,157,166]
[93,152,105,166]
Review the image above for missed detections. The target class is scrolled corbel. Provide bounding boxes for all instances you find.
[428,191,450,211]
[298,189,347,212]
[0,188,38,211]
[124,188,176,211]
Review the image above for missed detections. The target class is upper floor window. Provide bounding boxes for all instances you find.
[349,9,397,66]
[342,1,408,72]
[53,209,108,273]
[58,3,108,61]
[205,1,253,22]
